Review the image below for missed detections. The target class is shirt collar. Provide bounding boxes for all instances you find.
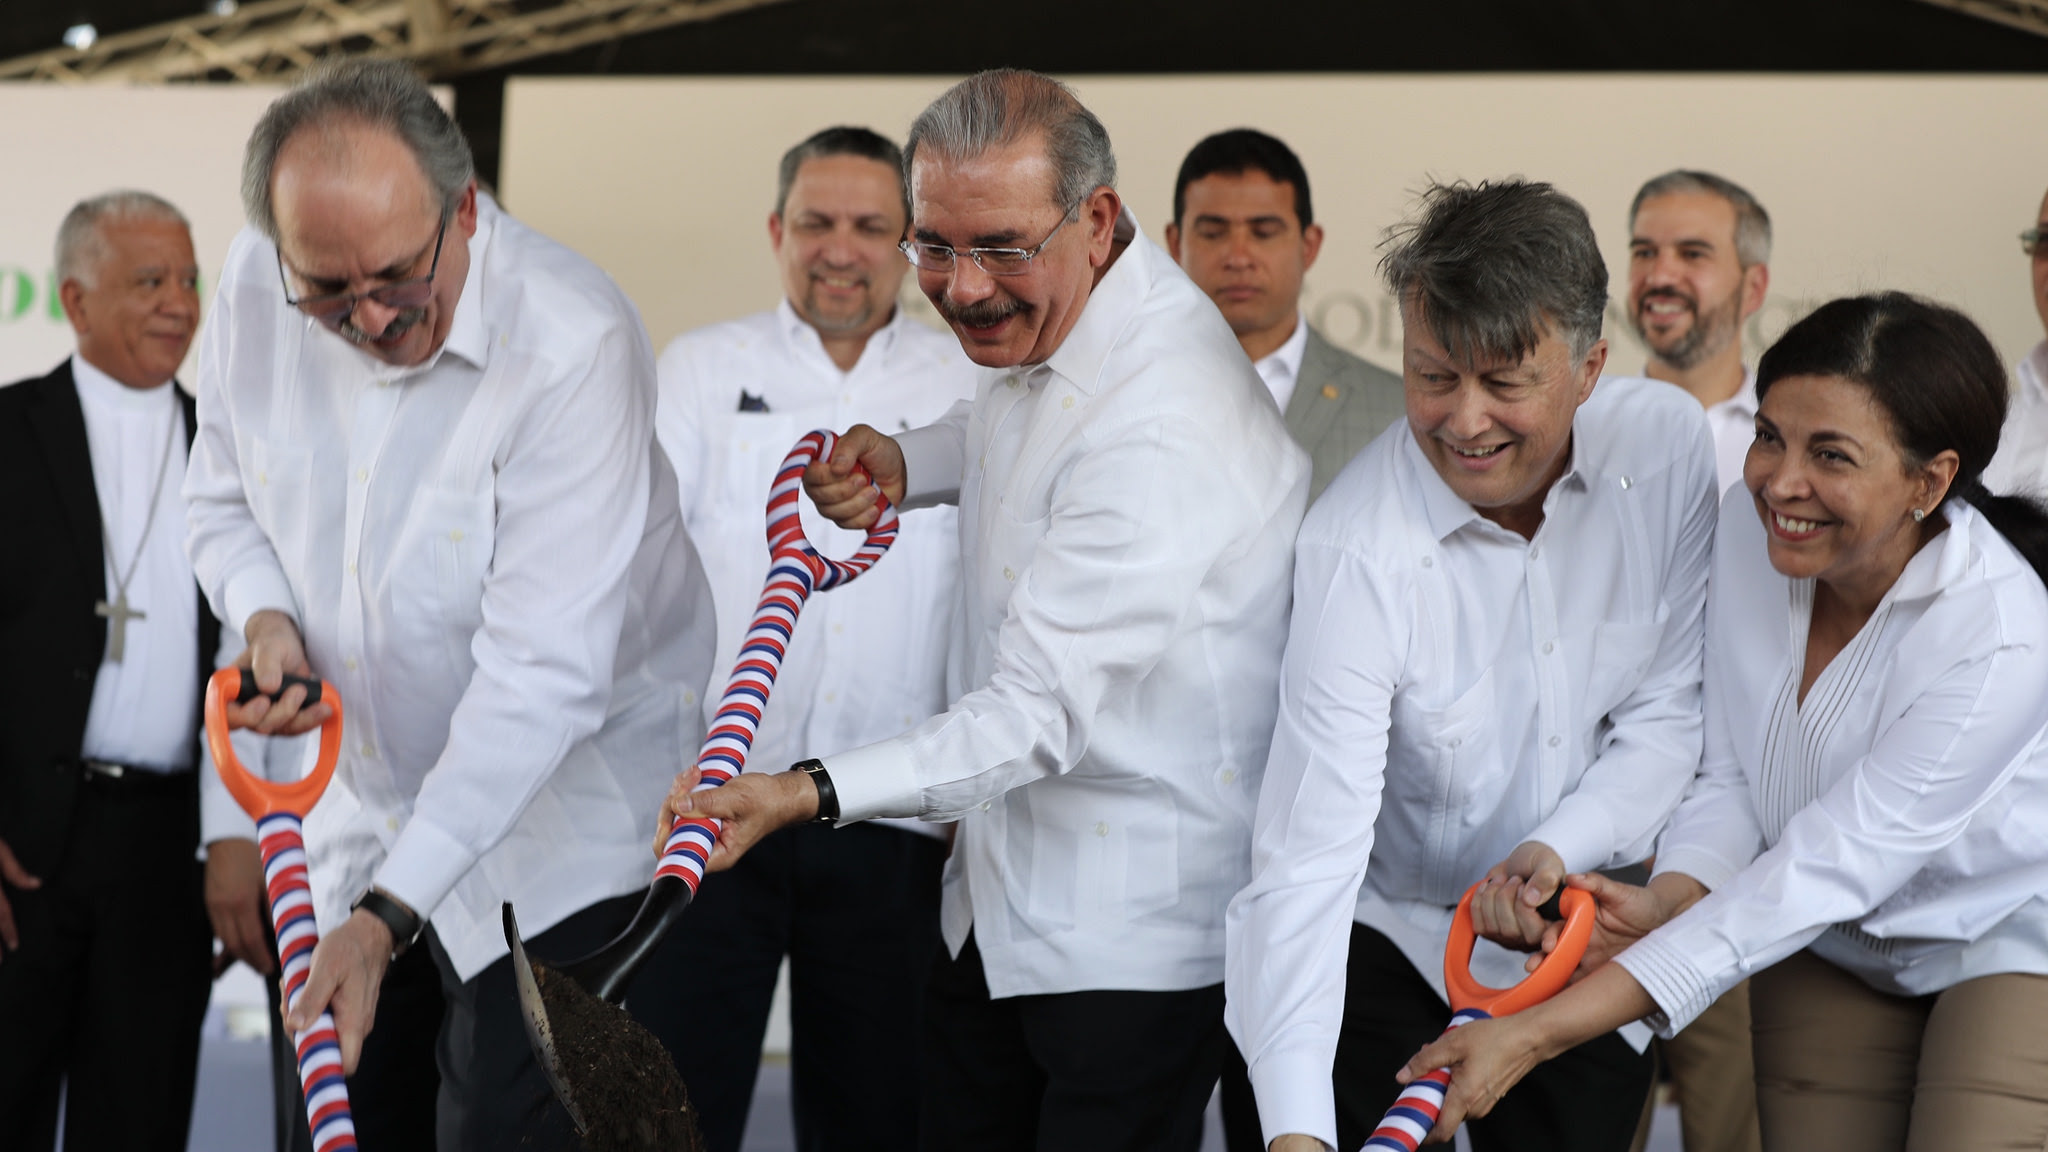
[775,295,904,372]
[1257,313,1311,384]
[2021,340,2048,400]
[70,351,176,412]
[1886,498,1978,605]
[353,194,496,380]
[1039,207,1150,396]
[1401,408,1590,544]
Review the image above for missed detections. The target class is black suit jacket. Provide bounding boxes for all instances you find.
[0,359,220,877]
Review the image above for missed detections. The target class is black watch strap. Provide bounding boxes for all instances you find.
[792,758,840,825]
[351,887,425,959]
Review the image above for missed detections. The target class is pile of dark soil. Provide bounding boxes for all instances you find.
[535,963,703,1152]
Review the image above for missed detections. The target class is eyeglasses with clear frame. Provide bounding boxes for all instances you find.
[900,197,1084,277]
[2023,228,2048,258]
[277,212,449,328]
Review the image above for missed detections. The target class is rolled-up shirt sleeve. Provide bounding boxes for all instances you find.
[830,413,1257,823]
[1223,539,1407,1150]
[374,323,658,920]
[893,399,970,511]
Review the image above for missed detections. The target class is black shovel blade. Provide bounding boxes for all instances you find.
[504,902,591,1136]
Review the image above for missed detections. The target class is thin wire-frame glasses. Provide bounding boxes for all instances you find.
[900,198,1083,277]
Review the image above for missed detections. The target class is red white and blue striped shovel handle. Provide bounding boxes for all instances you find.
[1362,883,1594,1151]
[205,667,356,1152]
[653,429,899,889]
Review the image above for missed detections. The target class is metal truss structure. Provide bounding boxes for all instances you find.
[1914,0,2048,39]
[0,0,794,83]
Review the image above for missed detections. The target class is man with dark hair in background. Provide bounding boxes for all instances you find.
[1167,128,1404,502]
[0,190,218,1151]
[641,124,975,1152]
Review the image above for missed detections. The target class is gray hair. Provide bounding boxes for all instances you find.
[1380,179,1609,365]
[904,69,1116,214]
[241,57,474,242]
[776,125,908,221]
[56,190,190,287]
[1630,169,1773,267]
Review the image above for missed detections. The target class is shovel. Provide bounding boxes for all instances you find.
[503,429,899,1138]
[204,666,355,1152]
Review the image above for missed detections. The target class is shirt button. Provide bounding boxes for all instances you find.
[257,471,269,486]
[833,623,845,634]
[1548,735,1561,748]
[1003,566,1015,581]
[347,561,358,574]
[356,468,369,483]
[683,691,696,706]
[1449,737,1462,749]
[449,529,464,542]
[1542,641,1555,654]
[344,658,359,672]
[824,692,837,704]
[386,816,400,832]
[1094,822,1109,837]
[1529,545,1542,560]
[361,743,376,757]
[377,379,390,389]
[1421,556,1434,568]
[1619,476,1634,490]
[1061,396,1075,410]
[980,801,991,812]
[1220,768,1236,784]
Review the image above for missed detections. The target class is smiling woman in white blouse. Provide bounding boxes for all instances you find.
[1401,292,2048,1152]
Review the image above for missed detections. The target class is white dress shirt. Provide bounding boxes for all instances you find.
[1984,340,2048,497]
[1703,367,1759,499]
[73,353,199,772]
[1226,377,1717,1148]
[1619,495,2048,1035]
[186,195,717,980]
[822,212,1309,998]
[1253,313,1310,414]
[656,302,976,839]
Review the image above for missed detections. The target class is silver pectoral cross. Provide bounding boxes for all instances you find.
[95,593,144,662]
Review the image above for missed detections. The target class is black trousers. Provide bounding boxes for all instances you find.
[919,933,1228,1152]
[268,931,444,1152]
[1331,923,1653,1152]
[631,821,948,1152]
[0,771,213,1152]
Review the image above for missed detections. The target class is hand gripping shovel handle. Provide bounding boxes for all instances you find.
[1361,882,1593,1151]
[653,428,898,891]
[204,667,356,1152]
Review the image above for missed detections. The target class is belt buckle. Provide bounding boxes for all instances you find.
[81,758,126,780]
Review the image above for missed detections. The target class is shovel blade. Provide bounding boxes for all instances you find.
[503,901,591,1136]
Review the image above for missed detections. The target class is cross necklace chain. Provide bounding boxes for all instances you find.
[95,402,179,663]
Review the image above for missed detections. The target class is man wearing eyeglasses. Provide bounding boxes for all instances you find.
[1985,190,2048,496]
[640,125,974,1152]
[184,58,717,1151]
[659,69,1308,1149]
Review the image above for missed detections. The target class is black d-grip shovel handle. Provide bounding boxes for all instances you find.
[234,671,324,706]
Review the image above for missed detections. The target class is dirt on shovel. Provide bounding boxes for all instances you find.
[534,962,704,1152]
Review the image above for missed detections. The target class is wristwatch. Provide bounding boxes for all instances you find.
[792,758,840,825]
[351,887,426,959]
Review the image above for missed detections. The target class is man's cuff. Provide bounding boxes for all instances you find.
[822,738,923,825]
[200,777,259,847]
[1248,1048,1340,1150]
[372,816,473,926]
[1526,798,1616,875]
[224,564,300,638]
[894,424,962,510]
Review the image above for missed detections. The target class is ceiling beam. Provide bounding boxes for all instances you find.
[1914,0,2048,39]
[0,0,796,83]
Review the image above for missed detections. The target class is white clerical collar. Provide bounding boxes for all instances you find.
[71,352,177,413]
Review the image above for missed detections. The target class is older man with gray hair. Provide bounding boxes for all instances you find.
[0,189,215,1151]
[1225,180,1718,1152]
[185,58,716,1149]
[663,69,1308,1149]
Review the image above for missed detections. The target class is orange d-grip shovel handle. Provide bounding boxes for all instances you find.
[1443,881,1595,1017]
[203,666,344,820]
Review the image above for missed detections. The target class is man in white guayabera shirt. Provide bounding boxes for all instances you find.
[643,125,976,1152]
[184,58,715,1151]
[1226,179,1718,1152]
[660,69,1308,1151]
[1984,183,2048,498]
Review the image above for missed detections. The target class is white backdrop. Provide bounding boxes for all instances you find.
[0,83,285,386]
[500,74,2048,376]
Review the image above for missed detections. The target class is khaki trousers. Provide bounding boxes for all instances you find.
[1749,948,2048,1152]
[1662,979,1762,1152]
